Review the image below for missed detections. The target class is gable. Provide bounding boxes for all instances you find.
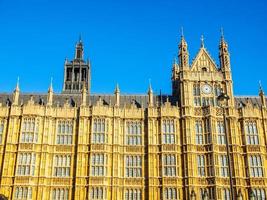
[191,48,218,72]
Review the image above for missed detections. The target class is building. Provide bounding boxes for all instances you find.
[0,34,266,200]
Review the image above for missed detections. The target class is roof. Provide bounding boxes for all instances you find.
[0,93,265,108]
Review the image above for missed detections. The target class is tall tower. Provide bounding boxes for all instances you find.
[62,37,91,94]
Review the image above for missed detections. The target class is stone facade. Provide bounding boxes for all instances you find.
[0,35,266,200]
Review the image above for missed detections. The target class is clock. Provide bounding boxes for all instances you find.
[202,84,212,94]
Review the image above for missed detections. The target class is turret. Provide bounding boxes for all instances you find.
[178,30,189,70]
[47,78,53,106]
[12,77,20,105]
[75,35,84,61]
[114,84,120,107]
[219,29,231,72]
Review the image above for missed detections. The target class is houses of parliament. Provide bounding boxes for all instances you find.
[0,33,266,200]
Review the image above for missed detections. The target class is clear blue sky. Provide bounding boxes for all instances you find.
[0,0,266,95]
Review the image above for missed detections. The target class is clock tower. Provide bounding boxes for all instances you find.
[172,32,235,199]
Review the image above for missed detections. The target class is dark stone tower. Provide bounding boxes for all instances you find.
[62,37,91,94]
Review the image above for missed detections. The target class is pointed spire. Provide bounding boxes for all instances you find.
[220,27,224,39]
[114,83,120,107]
[200,35,205,48]
[47,78,53,106]
[114,83,120,93]
[181,26,184,38]
[79,33,82,43]
[75,35,84,60]
[259,81,266,107]
[148,79,153,107]
[48,77,53,92]
[13,77,20,105]
[15,76,20,92]
[219,29,230,71]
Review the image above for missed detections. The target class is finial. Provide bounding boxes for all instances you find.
[148,79,153,93]
[48,77,53,92]
[259,80,264,94]
[115,83,120,93]
[181,26,184,38]
[201,35,204,47]
[220,27,224,39]
[16,76,20,91]
[79,33,82,43]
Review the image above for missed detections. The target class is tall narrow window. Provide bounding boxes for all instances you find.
[15,187,32,200]
[195,120,203,144]
[163,154,176,177]
[17,153,36,176]
[245,121,259,145]
[0,120,4,143]
[21,118,39,143]
[53,155,71,177]
[164,188,177,200]
[57,121,73,145]
[126,121,142,145]
[217,121,226,144]
[162,120,175,144]
[52,188,69,200]
[193,84,201,106]
[197,155,205,176]
[91,154,107,176]
[249,155,263,177]
[92,119,107,144]
[207,154,213,176]
[90,187,106,200]
[124,189,142,200]
[252,188,266,200]
[125,155,142,177]
[219,155,228,177]
[204,119,211,144]
[222,188,230,200]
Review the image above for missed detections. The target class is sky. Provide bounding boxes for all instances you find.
[0,0,266,95]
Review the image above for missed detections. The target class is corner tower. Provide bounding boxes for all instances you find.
[62,37,91,94]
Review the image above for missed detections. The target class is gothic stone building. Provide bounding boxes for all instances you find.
[0,35,266,200]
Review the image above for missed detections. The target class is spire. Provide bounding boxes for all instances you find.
[81,82,87,106]
[48,77,53,92]
[13,77,20,105]
[114,83,120,107]
[75,35,84,60]
[178,29,189,70]
[259,81,266,107]
[148,80,153,107]
[47,78,53,106]
[200,35,205,48]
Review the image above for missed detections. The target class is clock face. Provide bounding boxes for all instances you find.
[202,84,212,94]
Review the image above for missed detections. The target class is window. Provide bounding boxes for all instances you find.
[21,118,39,143]
[15,187,32,200]
[92,119,107,144]
[17,153,36,176]
[54,155,71,177]
[214,84,221,106]
[222,188,230,200]
[219,155,228,177]
[126,121,142,145]
[204,119,211,144]
[57,121,73,145]
[162,120,175,144]
[193,84,201,106]
[245,121,259,145]
[124,189,142,200]
[195,120,203,144]
[91,154,107,176]
[125,155,142,177]
[163,154,176,177]
[197,155,205,176]
[164,188,177,200]
[249,155,263,177]
[0,120,4,143]
[90,187,106,200]
[217,121,226,145]
[207,154,213,176]
[52,188,69,200]
[252,188,266,200]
